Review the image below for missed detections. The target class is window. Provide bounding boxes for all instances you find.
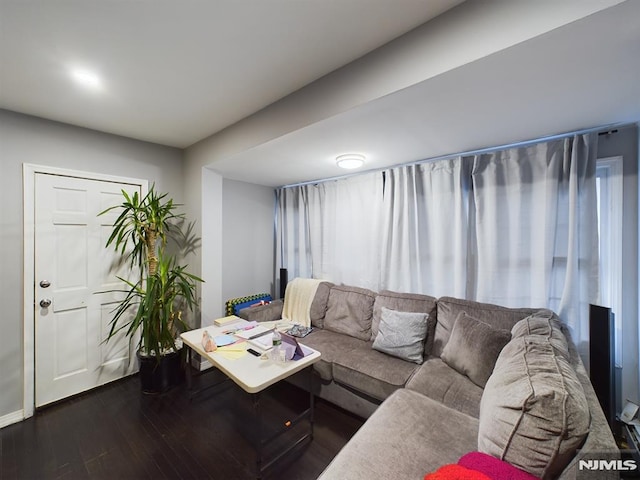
[596,156,623,365]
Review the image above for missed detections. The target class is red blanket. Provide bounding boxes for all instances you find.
[425,452,540,480]
[424,464,491,480]
[458,452,540,480]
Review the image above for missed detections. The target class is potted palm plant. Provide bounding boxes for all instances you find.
[100,185,203,393]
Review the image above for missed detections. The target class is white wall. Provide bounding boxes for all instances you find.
[198,167,223,327]
[222,179,275,302]
[184,165,275,328]
[0,109,184,421]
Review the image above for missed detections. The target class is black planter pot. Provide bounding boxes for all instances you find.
[137,349,185,394]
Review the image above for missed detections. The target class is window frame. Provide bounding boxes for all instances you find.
[596,155,623,365]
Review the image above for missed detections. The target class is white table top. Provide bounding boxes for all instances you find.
[180,319,321,394]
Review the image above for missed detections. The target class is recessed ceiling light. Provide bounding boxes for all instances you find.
[336,153,365,169]
[70,68,102,90]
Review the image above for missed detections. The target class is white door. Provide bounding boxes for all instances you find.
[35,173,141,407]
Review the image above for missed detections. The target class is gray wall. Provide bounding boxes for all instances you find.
[180,164,276,327]
[0,109,184,420]
[221,179,275,302]
[183,141,278,326]
[597,124,639,406]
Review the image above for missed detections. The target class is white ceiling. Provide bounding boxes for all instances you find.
[220,0,640,186]
[0,0,464,148]
[1,0,638,188]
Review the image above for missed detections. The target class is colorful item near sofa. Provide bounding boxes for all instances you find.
[225,293,272,316]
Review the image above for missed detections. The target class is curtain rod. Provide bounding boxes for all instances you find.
[280,121,633,189]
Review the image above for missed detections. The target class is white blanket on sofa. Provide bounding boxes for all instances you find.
[282,277,322,327]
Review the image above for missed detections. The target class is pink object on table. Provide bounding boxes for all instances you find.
[201,331,216,352]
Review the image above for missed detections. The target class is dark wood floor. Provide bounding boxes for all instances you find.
[0,369,364,479]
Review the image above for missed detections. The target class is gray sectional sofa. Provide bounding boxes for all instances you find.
[240,282,619,479]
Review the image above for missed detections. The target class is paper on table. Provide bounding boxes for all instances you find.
[216,350,247,360]
[215,344,248,360]
[221,320,258,334]
[214,334,236,347]
[235,325,273,340]
[248,333,274,351]
[214,315,243,326]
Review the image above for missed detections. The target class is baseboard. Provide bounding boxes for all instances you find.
[0,409,24,429]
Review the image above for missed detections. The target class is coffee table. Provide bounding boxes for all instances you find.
[181,320,321,479]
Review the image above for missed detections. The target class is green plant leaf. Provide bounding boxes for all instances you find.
[98,184,204,361]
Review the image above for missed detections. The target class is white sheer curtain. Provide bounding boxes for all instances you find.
[276,185,313,281]
[308,172,384,289]
[557,134,600,355]
[380,159,472,297]
[471,134,599,355]
[471,142,565,306]
[276,172,383,290]
[276,134,599,358]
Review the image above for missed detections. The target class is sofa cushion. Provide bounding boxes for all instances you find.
[406,357,484,418]
[433,297,538,357]
[372,307,429,364]
[478,335,590,480]
[511,310,569,358]
[332,343,421,401]
[511,309,562,337]
[371,290,437,348]
[324,285,376,341]
[441,312,510,388]
[558,336,620,480]
[309,281,334,328]
[298,329,357,381]
[318,389,479,480]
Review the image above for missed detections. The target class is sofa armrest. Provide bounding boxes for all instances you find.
[239,299,284,322]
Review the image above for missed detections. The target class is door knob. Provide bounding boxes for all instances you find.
[40,298,52,308]
[40,280,51,288]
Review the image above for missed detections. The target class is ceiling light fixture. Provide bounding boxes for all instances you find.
[336,153,365,169]
[70,68,102,90]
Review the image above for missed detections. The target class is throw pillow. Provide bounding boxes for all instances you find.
[309,281,333,328]
[478,335,590,479]
[440,312,511,388]
[324,285,376,341]
[511,310,569,358]
[433,297,539,358]
[372,307,429,364]
[510,309,562,337]
[370,290,436,340]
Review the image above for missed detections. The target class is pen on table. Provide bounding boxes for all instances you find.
[222,325,256,335]
[248,328,275,340]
